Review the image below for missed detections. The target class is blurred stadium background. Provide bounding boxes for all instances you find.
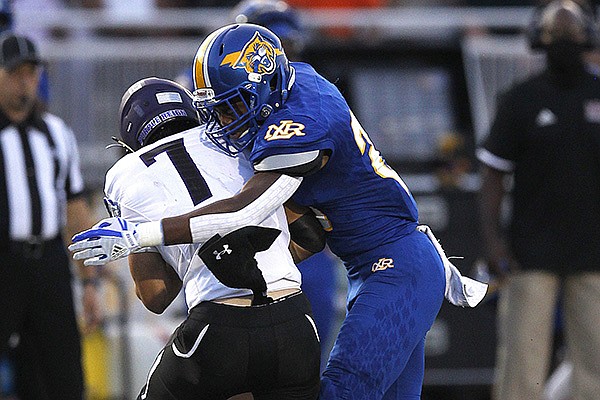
[5,3,559,399]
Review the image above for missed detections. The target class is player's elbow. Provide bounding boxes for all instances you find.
[134,281,180,314]
[137,289,170,314]
[129,252,183,314]
[145,302,168,315]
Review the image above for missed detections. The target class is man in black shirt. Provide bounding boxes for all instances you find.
[0,32,101,399]
[477,1,600,399]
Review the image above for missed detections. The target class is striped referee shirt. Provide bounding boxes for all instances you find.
[0,107,85,243]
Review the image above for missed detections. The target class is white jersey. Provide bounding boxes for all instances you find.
[104,126,301,311]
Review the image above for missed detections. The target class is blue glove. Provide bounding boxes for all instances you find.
[69,217,140,266]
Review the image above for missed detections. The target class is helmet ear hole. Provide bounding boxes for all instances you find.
[259,104,273,119]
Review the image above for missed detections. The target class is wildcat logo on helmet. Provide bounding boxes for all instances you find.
[221,31,283,75]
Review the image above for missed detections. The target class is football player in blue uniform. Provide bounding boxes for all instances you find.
[71,24,486,399]
[175,0,341,374]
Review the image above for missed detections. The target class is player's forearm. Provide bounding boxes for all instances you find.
[478,166,507,250]
[156,173,302,245]
[161,187,268,245]
[129,252,182,314]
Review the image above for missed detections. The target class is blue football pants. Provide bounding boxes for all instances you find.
[320,229,445,399]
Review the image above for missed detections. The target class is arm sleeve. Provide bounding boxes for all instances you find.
[189,174,302,243]
[476,90,522,172]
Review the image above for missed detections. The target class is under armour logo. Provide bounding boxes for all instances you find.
[264,120,306,141]
[371,258,394,272]
[213,244,232,260]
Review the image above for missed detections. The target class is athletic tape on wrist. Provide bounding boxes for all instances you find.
[136,220,164,247]
[189,174,302,243]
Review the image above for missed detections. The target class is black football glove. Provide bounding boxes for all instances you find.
[198,226,281,305]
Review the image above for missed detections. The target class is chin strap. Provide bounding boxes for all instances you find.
[105,136,134,153]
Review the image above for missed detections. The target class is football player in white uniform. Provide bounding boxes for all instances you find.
[103,77,323,399]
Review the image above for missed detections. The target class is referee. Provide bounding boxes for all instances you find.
[0,32,101,399]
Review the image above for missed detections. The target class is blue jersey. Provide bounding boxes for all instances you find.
[250,62,419,260]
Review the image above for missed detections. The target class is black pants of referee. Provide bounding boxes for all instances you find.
[137,291,321,400]
[0,237,84,400]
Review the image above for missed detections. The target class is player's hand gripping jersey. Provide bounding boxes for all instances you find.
[104,126,301,310]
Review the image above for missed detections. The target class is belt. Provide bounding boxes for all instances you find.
[212,288,301,307]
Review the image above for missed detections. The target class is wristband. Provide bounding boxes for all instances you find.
[136,220,164,247]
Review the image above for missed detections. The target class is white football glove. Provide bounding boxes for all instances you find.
[69,217,141,266]
[417,225,488,307]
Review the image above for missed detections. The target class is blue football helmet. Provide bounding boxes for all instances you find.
[119,77,199,152]
[232,0,304,56]
[192,23,295,156]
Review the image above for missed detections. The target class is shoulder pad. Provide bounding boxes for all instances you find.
[254,150,325,176]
